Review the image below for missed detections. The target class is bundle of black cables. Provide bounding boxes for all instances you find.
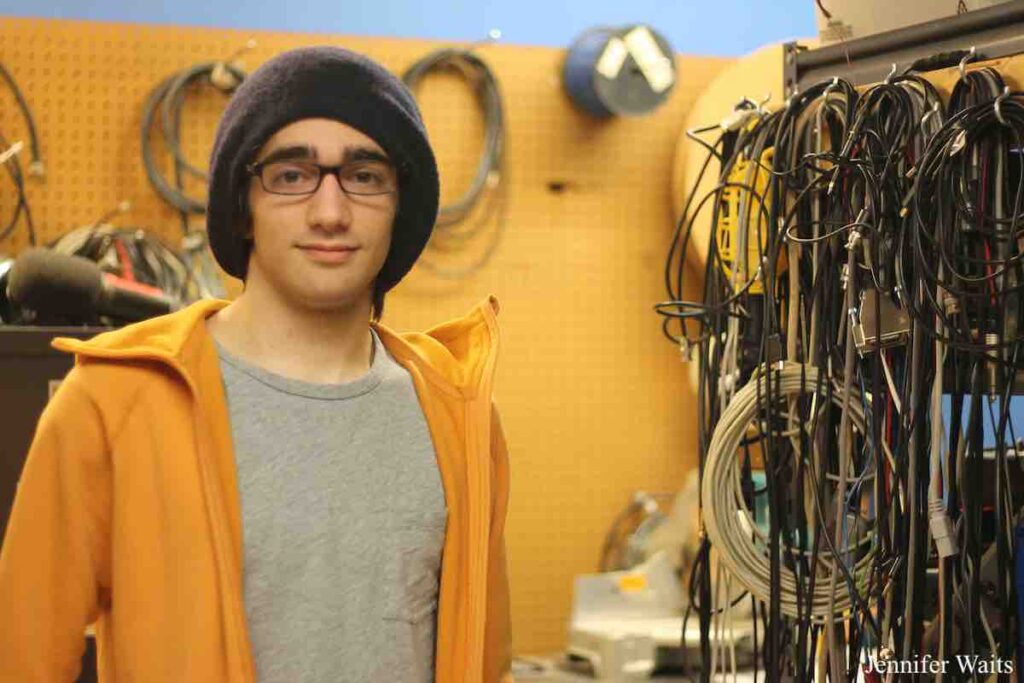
[0,60,43,245]
[402,47,506,277]
[656,65,996,681]
[660,54,1024,678]
[901,70,1024,672]
[141,59,246,232]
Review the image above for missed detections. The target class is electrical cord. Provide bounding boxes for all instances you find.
[0,133,35,245]
[140,59,245,219]
[402,47,506,278]
[660,61,1024,679]
[0,60,43,177]
[0,61,41,246]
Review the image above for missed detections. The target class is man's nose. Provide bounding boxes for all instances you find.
[306,171,353,232]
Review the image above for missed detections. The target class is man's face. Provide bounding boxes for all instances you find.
[244,118,398,312]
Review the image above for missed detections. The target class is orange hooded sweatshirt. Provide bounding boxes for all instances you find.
[0,296,512,682]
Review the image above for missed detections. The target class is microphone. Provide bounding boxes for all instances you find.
[7,248,178,323]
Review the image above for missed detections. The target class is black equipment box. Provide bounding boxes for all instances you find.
[0,325,108,683]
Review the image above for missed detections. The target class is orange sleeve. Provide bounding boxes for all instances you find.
[0,364,112,682]
[483,400,513,682]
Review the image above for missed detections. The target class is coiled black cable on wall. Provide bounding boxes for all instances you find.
[0,61,43,246]
[402,43,507,278]
[140,49,249,297]
[140,58,246,227]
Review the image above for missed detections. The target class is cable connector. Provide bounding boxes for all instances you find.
[827,170,839,196]
[985,333,1000,396]
[940,287,960,316]
[929,500,958,558]
[679,337,696,362]
[851,289,911,355]
[28,159,45,180]
[845,228,862,252]
[210,62,243,91]
[721,369,740,395]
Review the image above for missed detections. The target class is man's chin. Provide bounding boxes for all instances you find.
[290,287,372,315]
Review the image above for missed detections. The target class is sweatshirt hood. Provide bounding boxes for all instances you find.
[50,295,501,398]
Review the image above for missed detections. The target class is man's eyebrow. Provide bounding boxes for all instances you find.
[343,146,391,165]
[256,145,317,165]
[255,144,391,166]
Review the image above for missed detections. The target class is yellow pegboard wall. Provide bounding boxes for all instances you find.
[0,16,730,655]
[0,19,508,256]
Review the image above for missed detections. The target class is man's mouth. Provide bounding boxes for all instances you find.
[297,244,360,263]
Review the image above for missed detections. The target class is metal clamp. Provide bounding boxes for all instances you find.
[959,46,977,79]
[995,86,1011,126]
[822,76,840,100]
[920,101,941,129]
[884,63,898,84]
[754,92,771,116]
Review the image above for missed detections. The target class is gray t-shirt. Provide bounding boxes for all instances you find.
[215,328,447,683]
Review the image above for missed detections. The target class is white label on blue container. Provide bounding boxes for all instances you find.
[595,37,628,80]
[624,26,674,94]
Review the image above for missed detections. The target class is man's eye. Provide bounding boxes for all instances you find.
[343,162,394,191]
[271,165,315,184]
[353,171,382,184]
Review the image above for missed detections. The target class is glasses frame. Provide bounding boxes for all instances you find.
[245,159,400,197]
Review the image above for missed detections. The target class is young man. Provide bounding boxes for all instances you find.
[0,47,512,682]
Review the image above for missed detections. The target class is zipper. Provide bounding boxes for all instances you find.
[191,399,255,682]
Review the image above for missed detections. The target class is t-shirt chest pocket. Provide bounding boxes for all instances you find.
[382,518,446,624]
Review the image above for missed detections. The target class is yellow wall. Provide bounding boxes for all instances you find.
[0,17,728,654]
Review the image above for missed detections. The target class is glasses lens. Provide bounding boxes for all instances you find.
[339,161,398,195]
[261,162,321,195]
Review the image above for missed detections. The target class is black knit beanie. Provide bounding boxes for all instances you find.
[206,46,439,294]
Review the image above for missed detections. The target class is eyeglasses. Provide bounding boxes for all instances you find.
[246,159,399,196]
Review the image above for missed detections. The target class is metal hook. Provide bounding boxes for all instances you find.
[920,101,941,128]
[221,38,258,66]
[884,63,897,84]
[467,28,502,52]
[822,76,840,99]
[755,92,772,115]
[995,86,1011,126]
[959,46,977,79]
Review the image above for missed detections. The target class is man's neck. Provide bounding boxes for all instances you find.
[206,279,375,385]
